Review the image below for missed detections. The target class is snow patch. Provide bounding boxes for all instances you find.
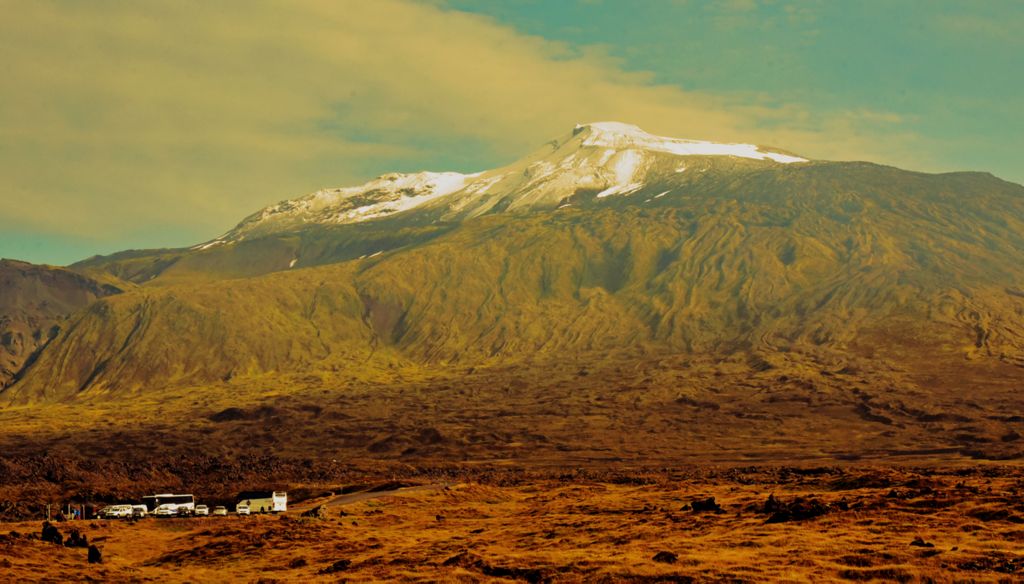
[610,150,641,184]
[577,122,807,163]
[288,258,297,268]
[596,182,644,198]
[525,161,557,183]
[593,149,645,199]
[654,190,671,199]
[315,171,473,223]
[224,168,478,238]
[464,175,504,195]
[192,237,226,251]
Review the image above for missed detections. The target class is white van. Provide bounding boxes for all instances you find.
[101,505,134,519]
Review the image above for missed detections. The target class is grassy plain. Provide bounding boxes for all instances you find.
[2,467,1023,582]
[1,350,1022,581]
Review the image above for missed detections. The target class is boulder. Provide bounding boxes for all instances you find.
[652,551,678,564]
[689,497,724,513]
[318,559,351,574]
[301,505,329,520]
[40,522,62,545]
[763,495,831,523]
[64,528,88,548]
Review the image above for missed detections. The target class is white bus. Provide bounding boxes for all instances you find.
[142,493,196,516]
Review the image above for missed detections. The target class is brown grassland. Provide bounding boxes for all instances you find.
[1,344,1022,582]
[1,466,1023,582]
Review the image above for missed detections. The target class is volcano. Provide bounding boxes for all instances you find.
[2,122,1023,437]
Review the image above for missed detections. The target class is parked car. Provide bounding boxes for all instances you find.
[153,504,178,517]
[101,505,134,519]
[236,504,250,516]
[212,506,228,516]
[176,506,194,517]
[194,505,209,516]
[131,505,148,518]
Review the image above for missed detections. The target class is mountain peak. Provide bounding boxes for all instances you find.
[569,121,807,164]
[572,121,646,136]
[212,121,812,243]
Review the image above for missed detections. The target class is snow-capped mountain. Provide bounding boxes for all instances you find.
[17,119,1024,404]
[213,122,807,244]
[194,171,475,249]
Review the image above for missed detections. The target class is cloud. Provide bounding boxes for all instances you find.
[0,0,922,259]
[933,11,1024,45]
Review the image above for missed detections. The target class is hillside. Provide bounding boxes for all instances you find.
[69,123,813,283]
[0,260,124,389]
[3,120,1024,405]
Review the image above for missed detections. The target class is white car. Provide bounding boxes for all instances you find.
[154,504,179,517]
[213,506,228,516]
[131,505,148,518]
[194,505,209,516]
[235,504,250,516]
[101,505,134,519]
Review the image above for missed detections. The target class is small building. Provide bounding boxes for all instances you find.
[236,491,287,513]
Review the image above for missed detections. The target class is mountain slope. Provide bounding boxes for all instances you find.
[71,123,812,284]
[219,122,807,243]
[0,260,124,389]
[5,129,1024,404]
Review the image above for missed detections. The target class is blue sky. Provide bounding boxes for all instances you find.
[1,0,1021,265]
[449,0,1023,177]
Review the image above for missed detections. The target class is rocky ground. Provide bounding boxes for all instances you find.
[1,347,1021,581]
[1,466,1022,582]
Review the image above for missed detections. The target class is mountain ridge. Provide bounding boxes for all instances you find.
[3,123,1024,404]
[210,122,809,244]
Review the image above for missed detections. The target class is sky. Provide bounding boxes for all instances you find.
[1,0,1021,265]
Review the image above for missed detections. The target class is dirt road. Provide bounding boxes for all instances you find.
[288,483,447,514]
